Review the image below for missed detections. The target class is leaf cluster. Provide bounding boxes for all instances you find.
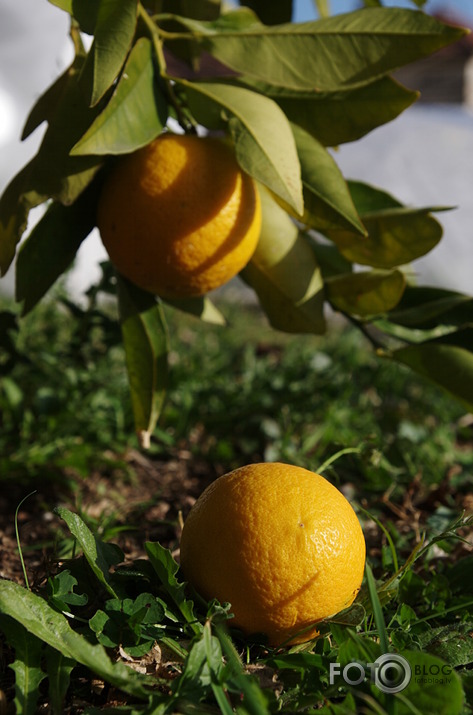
[1,507,473,713]
[0,0,472,442]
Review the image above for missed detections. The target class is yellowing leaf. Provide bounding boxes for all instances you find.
[326,269,406,317]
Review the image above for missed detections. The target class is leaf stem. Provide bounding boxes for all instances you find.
[137,3,196,133]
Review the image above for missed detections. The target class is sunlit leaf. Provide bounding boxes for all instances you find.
[326,269,405,317]
[72,38,168,155]
[291,123,365,234]
[55,507,123,598]
[117,276,169,448]
[79,0,138,106]
[181,80,303,215]
[174,8,466,91]
[241,188,326,334]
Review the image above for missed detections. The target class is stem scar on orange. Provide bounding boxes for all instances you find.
[97,133,261,298]
[179,462,366,646]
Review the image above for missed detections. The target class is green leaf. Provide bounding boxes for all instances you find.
[417,623,473,668]
[165,295,226,325]
[145,541,201,634]
[0,615,46,715]
[16,182,98,315]
[391,333,473,411]
[0,579,149,699]
[117,276,169,449]
[179,80,303,215]
[0,164,47,276]
[328,201,443,269]
[79,0,138,106]
[291,123,365,234]
[47,0,99,34]
[178,8,466,91]
[48,570,88,613]
[325,269,405,317]
[241,188,326,334]
[310,241,352,279]
[398,650,464,715]
[159,0,221,21]
[72,38,168,156]
[260,76,418,147]
[388,286,473,330]
[45,647,76,715]
[54,507,123,598]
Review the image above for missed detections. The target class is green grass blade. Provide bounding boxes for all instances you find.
[365,563,389,655]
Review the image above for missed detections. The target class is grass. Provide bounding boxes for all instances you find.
[1,281,473,714]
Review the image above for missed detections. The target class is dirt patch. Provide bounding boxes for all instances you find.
[0,448,219,589]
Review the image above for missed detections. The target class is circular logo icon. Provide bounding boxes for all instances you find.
[373,653,412,694]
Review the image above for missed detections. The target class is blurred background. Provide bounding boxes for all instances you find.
[1,0,472,300]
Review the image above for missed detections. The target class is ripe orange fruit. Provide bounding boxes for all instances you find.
[180,462,365,646]
[97,133,261,298]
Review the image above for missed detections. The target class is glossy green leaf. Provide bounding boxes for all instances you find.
[72,38,168,156]
[16,181,98,315]
[0,579,149,700]
[241,189,326,334]
[181,80,303,215]
[326,269,405,317]
[0,616,46,715]
[177,8,466,91]
[291,123,365,234]
[117,277,169,448]
[391,331,473,411]
[388,286,473,330]
[261,76,418,147]
[79,0,138,106]
[55,507,123,598]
